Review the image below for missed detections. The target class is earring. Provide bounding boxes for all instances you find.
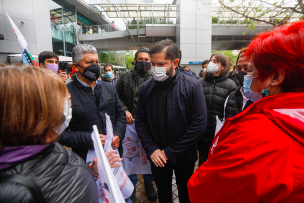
[271,82,275,86]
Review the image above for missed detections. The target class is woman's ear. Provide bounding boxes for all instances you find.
[272,69,285,86]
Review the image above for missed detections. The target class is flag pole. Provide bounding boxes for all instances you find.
[92,125,121,203]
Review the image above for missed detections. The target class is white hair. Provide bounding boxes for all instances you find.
[72,44,97,64]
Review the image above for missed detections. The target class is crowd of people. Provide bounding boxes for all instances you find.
[0,20,304,203]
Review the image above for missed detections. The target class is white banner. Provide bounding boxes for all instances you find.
[91,125,124,203]
[122,123,152,175]
[104,114,134,200]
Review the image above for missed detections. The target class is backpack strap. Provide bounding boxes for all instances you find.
[0,174,46,203]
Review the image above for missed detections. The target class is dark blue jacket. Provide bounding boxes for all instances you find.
[59,75,126,160]
[135,70,207,167]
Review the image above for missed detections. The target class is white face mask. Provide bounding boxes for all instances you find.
[207,62,220,75]
[151,61,174,82]
[54,97,72,135]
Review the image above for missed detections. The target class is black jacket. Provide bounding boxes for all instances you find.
[227,70,240,86]
[59,75,126,160]
[135,70,207,168]
[198,73,237,149]
[116,68,151,114]
[224,86,253,120]
[0,143,98,203]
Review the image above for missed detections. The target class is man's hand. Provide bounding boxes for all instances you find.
[111,135,120,149]
[59,71,68,82]
[125,110,134,124]
[150,149,167,167]
[161,150,168,161]
[106,150,122,168]
[90,151,122,176]
[100,134,106,145]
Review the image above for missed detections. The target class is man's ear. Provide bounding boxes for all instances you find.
[73,63,80,72]
[39,62,45,67]
[272,69,285,87]
[173,59,179,69]
[133,58,137,63]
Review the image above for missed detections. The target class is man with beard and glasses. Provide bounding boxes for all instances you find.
[135,40,207,203]
[58,44,126,162]
[116,47,157,203]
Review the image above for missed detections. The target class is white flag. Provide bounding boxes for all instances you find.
[91,125,125,203]
[104,114,134,199]
[5,11,38,66]
[122,123,152,175]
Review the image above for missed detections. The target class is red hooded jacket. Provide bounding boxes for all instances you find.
[188,92,304,203]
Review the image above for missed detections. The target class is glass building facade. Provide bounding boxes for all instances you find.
[49,0,77,56]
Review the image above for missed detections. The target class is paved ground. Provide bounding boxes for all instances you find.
[133,158,200,203]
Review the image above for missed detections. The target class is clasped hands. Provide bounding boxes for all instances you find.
[99,134,120,149]
[150,149,168,167]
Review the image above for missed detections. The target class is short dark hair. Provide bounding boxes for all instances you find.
[38,51,59,64]
[177,50,182,66]
[149,39,178,62]
[202,60,210,66]
[135,47,149,60]
[104,63,113,71]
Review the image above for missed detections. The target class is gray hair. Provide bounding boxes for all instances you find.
[72,44,97,64]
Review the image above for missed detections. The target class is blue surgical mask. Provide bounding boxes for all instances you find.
[105,72,113,78]
[243,75,263,102]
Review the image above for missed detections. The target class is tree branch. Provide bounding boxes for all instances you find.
[219,0,277,25]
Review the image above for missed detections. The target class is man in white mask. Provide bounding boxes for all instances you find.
[134,39,207,203]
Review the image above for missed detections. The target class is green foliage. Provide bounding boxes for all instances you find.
[212,17,219,23]
[211,50,238,67]
[127,17,174,29]
[125,51,134,70]
[99,51,125,67]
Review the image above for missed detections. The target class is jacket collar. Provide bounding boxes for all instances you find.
[206,72,228,83]
[72,74,98,90]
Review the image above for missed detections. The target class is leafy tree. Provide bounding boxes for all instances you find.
[125,51,134,70]
[216,0,304,28]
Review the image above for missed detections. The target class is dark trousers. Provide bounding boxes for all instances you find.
[151,163,194,203]
[198,147,209,166]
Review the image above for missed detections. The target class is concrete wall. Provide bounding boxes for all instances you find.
[177,0,211,66]
[0,0,52,63]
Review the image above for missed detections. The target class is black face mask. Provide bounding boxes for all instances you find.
[238,70,247,86]
[78,63,101,81]
[135,61,151,75]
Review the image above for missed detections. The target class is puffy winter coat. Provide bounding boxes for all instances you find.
[0,143,98,203]
[188,92,304,203]
[197,73,237,150]
[227,70,240,86]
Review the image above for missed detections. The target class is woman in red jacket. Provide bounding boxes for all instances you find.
[188,21,304,203]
